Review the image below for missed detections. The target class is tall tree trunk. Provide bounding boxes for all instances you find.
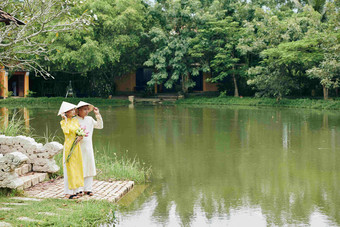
[231,52,239,97]
[323,85,328,100]
[181,73,189,93]
[232,72,239,97]
[181,74,185,93]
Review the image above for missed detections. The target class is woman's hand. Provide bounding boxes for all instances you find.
[94,107,100,115]
[76,136,84,143]
[61,112,67,120]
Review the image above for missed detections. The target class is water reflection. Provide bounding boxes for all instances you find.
[0,107,9,128]
[2,105,340,226]
[0,107,30,130]
[110,106,340,226]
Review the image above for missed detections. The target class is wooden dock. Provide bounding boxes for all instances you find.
[24,178,134,202]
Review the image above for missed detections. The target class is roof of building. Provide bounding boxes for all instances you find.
[0,8,25,25]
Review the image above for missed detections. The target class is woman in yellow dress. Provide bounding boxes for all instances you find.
[58,101,84,199]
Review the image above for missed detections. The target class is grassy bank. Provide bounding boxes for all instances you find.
[4,96,340,110]
[176,96,340,110]
[0,190,115,226]
[53,147,152,184]
[0,97,129,107]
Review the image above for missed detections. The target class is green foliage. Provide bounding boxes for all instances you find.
[240,3,339,98]
[176,96,340,110]
[0,0,90,77]
[191,15,241,81]
[144,0,206,93]
[0,97,129,107]
[247,66,298,99]
[306,33,340,99]
[6,91,13,97]
[26,0,339,98]
[45,0,151,96]
[26,90,36,97]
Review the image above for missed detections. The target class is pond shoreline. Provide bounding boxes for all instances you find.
[175,96,340,110]
[2,96,340,110]
[0,97,129,107]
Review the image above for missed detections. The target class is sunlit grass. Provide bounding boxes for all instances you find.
[53,146,152,184]
[95,147,152,184]
[0,195,116,226]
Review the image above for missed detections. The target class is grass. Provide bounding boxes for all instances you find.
[0,97,129,107]
[53,146,152,184]
[175,96,340,110]
[35,125,62,145]
[95,147,152,184]
[0,112,31,136]
[0,191,116,226]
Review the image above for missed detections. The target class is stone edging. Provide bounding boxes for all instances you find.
[0,135,63,189]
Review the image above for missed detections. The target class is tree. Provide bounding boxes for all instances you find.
[44,0,149,96]
[144,0,206,93]
[0,0,89,77]
[307,33,340,100]
[190,1,244,97]
[305,1,340,100]
[238,4,336,99]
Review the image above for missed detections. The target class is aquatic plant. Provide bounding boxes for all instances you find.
[0,112,31,136]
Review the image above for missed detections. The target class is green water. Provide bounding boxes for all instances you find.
[4,105,340,226]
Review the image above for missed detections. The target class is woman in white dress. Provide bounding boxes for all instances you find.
[76,101,103,196]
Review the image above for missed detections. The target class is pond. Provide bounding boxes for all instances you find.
[2,104,340,226]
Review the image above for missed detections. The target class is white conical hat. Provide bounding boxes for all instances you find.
[76,101,94,112]
[57,101,77,116]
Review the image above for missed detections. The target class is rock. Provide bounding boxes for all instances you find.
[0,221,12,226]
[17,217,40,222]
[1,203,28,206]
[37,212,56,216]
[0,136,63,189]
[0,207,13,211]
[12,197,42,201]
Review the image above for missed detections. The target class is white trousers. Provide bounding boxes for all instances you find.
[81,176,93,192]
[63,163,82,195]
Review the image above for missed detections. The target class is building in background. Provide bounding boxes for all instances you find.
[114,68,218,94]
[0,66,30,98]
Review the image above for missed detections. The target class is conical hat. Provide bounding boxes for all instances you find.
[76,101,94,112]
[57,101,77,116]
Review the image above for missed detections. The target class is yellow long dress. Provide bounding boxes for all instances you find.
[60,117,84,189]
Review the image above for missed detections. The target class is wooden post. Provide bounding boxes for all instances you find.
[23,107,30,129]
[0,107,9,129]
[24,72,29,97]
[0,66,8,99]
